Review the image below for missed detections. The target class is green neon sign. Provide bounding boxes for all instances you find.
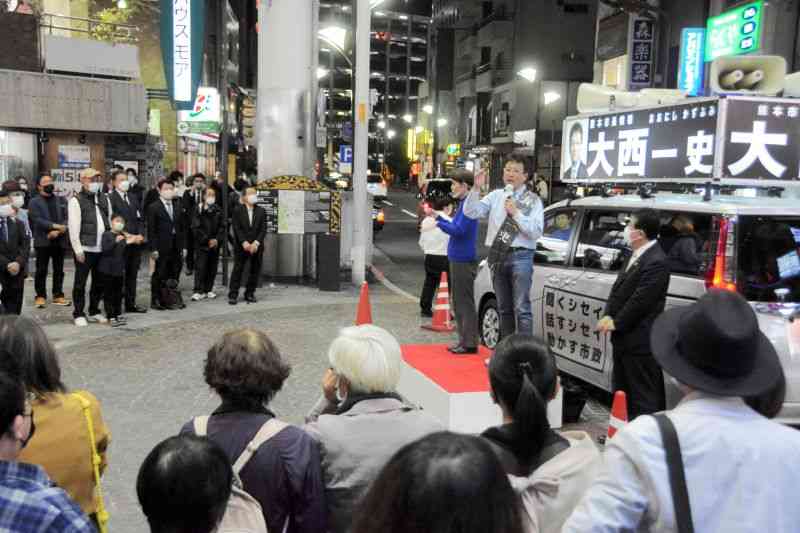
[705,1,763,62]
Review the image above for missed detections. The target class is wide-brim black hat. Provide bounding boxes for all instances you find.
[651,289,782,397]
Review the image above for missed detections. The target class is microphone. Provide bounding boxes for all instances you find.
[504,184,514,198]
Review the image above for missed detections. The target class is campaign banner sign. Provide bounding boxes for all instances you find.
[722,97,800,181]
[542,287,610,373]
[561,99,718,182]
[678,28,706,97]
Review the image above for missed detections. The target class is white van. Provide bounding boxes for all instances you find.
[474,191,800,425]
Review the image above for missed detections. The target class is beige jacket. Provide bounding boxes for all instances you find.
[508,431,601,533]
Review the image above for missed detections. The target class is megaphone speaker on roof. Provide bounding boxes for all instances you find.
[784,71,800,98]
[709,55,787,96]
[576,84,687,114]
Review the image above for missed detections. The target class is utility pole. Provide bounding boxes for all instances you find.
[351,0,370,286]
[217,0,230,285]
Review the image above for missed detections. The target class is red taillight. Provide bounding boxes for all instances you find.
[705,216,737,292]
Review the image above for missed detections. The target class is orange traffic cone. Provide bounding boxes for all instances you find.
[355,282,372,325]
[422,273,456,333]
[607,390,628,439]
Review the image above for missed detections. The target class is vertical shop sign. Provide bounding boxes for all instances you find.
[628,16,655,89]
[160,0,206,109]
[705,1,763,61]
[678,28,706,96]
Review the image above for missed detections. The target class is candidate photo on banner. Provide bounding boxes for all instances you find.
[562,118,589,180]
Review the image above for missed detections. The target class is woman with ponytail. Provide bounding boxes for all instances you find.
[483,334,601,533]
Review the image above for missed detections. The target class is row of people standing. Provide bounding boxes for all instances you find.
[3,166,268,323]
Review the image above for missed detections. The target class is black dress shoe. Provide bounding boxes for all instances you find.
[151,301,166,311]
[446,343,461,352]
[449,346,478,355]
[228,298,238,305]
[420,309,433,318]
[126,305,148,314]
[244,295,257,304]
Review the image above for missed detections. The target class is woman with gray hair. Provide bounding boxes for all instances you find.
[305,324,443,533]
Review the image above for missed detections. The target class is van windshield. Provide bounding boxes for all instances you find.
[738,216,800,303]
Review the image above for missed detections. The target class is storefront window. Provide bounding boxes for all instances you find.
[0,130,37,184]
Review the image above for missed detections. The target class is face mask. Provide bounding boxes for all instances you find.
[113,222,125,232]
[247,194,258,205]
[88,182,102,194]
[161,189,175,201]
[118,180,130,192]
[20,414,35,450]
[623,225,640,246]
[176,185,187,196]
[206,196,216,206]
[43,184,55,195]
[19,183,27,191]
[11,196,24,209]
[128,176,138,186]
[0,204,14,217]
[195,183,205,190]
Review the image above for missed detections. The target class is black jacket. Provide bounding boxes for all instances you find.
[481,423,569,477]
[99,231,127,276]
[666,233,702,275]
[232,204,267,247]
[604,243,671,354]
[211,182,240,219]
[109,190,144,236]
[146,198,185,254]
[0,217,31,287]
[192,204,225,250]
[28,194,68,248]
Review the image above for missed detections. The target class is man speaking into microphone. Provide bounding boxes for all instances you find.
[464,154,544,339]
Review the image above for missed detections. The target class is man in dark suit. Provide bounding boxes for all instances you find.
[182,173,207,276]
[229,187,266,305]
[146,179,185,310]
[28,174,70,308]
[110,171,147,313]
[597,209,670,419]
[0,191,31,314]
[562,122,589,180]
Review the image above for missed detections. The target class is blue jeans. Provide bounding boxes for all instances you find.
[492,248,534,338]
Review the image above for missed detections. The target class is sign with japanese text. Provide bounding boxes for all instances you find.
[678,28,706,97]
[722,98,800,181]
[561,100,718,182]
[177,87,221,136]
[542,287,609,372]
[628,16,655,89]
[57,145,91,169]
[705,1,763,62]
[160,0,206,109]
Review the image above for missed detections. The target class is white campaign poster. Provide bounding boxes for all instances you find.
[278,190,305,234]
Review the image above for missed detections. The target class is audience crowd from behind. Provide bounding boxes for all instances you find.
[0,315,110,528]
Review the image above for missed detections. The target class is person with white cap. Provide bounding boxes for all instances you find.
[563,289,800,533]
[68,168,112,327]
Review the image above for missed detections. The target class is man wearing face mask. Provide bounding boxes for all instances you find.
[0,191,31,315]
[68,169,112,327]
[596,209,670,419]
[147,179,186,310]
[0,371,95,532]
[191,187,224,301]
[125,168,145,208]
[110,172,147,314]
[182,174,207,277]
[229,187,266,305]
[28,175,70,309]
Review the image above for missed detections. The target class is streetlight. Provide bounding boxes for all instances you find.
[543,91,561,106]
[517,67,538,83]
[437,118,448,128]
[387,129,397,139]
[402,114,413,123]
[422,104,434,114]
[377,120,386,129]
[316,67,329,80]
[415,125,424,133]
[319,26,348,51]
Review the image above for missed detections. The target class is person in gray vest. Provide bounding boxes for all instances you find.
[68,168,112,327]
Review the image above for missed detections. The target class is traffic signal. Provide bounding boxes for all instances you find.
[709,55,787,96]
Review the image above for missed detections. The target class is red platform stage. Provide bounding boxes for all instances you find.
[399,344,562,434]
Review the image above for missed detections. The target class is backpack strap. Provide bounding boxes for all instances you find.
[193,415,210,437]
[653,414,694,533]
[232,418,288,475]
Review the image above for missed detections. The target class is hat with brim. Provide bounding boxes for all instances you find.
[650,289,782,397]
[79,168,100,180]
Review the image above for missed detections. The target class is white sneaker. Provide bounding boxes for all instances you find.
[206,292,217,299]
[191,293,206,301]
[74,317,88,327]
[88,314,109,324]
